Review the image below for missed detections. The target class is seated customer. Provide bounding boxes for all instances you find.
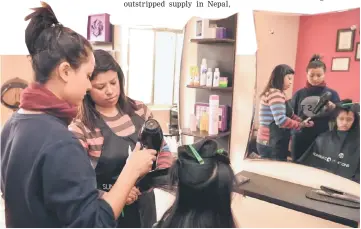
[298,101,360,183]
[155,139,236,228]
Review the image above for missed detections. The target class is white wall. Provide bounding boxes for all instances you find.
[0,0,105,55]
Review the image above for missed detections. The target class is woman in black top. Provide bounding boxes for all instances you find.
[0,2,156,227]
[291,54,340,161]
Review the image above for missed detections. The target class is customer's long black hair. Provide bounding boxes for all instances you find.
[156,139,236,228]
[331,99,360,134]
[77,49,138,131]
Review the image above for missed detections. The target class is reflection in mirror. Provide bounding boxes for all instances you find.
[244,9,360,184]
[179,14,238,153]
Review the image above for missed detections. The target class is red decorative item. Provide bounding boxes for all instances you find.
[87,13,112,42]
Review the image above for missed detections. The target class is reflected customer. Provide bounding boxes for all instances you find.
[257,64,313,161]
[298,101,360,183]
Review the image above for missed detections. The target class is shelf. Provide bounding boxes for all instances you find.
[181,129,231,139]
[187,85,233,91]
[164,132,180,137]
[190,38,235,44]
[89,41,113,45]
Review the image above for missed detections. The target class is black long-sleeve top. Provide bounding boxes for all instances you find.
[1,113,117,227]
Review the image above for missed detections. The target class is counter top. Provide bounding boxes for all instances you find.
[235,171,360,227]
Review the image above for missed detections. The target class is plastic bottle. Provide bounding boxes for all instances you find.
[204,113,209,132]
[189,67,194,86]
[195,105,202,128]
[213,68,220,87]
[200,112,208,132]
[193,66,200,86]
[208,95,219,135]
[200,58,207,86]
[189,113,197,132]
[206,68,213,87]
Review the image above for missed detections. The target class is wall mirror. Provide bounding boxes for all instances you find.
[243,9,360,185]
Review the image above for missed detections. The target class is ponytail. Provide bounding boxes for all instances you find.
[24,1,59,55]
[306,54,326,72]
[23,1,92,84]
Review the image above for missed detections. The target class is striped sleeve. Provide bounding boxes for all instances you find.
[68,121,89,150]
[69,121,107,197]
[134,100,153,120]
[268,90,301,130]
[291,114,302,122]
[136,101,174,169]
[68,120,104,165]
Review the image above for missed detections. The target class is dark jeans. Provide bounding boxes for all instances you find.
[256,143,288,161]
[256,143,272,159]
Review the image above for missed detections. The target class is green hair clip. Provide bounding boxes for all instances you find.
[188,145,204,164]
[216,148,225,154]
[341,102,358,108]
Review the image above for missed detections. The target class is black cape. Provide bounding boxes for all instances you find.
[297,130,360,183]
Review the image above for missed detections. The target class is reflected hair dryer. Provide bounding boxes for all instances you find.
[138,118,164,171]
[312,91,332,115]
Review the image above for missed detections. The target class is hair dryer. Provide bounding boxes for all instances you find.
[138,118,164,171]
[136,119,171,192]
[312,91,332,115]
[301,91,333,122]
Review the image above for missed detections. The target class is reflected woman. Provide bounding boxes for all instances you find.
[257,64,313,161]
[298,101,360,183]
[291,54,340,161]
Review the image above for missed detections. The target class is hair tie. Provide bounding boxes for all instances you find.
[51,23,62,28]
[215,153,231,164]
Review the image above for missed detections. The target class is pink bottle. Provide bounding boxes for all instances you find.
[208,95,219,135]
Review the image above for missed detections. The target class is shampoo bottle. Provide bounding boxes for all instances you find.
[206,68,213,87]
[189,66,195,86]
[208,95,219,135]
[200,112,208,132]
[200,58,207,86]
[193,66,200,86]
[213,68,220,87]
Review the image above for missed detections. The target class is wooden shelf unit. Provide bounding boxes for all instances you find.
[186,85,233,91]
[182,14,238,152]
